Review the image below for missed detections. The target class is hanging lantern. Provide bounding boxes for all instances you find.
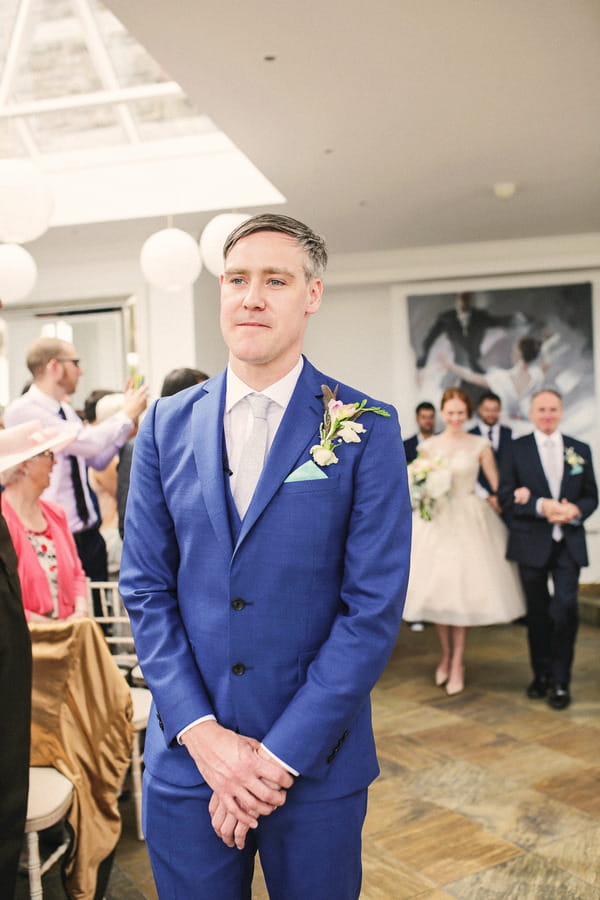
[0,160,54,243]
[0,243,38,304]
[140,228,202,292]
[200,213,251,277]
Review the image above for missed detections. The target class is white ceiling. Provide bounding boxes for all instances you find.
[91,0,600,256]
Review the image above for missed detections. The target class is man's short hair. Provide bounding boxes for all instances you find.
[223,214,328,281]
[531,387,562,404]
[477,391,501,407]
[161,367,209,397]
[415,401,435,415]
[26,337,70,377]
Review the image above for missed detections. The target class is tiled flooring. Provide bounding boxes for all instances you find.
[19,621,600,898]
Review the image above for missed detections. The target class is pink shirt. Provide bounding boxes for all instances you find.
[3,497,88,620]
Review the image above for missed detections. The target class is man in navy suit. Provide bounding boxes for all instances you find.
[469,391,512,516]
[403,401,436,464]
[499,390,597,710]
[120,214,411,898]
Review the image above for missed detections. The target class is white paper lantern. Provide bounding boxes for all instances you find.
[0,243,37,304]
[0,160,54,243]
[200,213,252,277]
[140,228,202,291]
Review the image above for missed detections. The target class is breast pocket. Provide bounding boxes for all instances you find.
[280,474,340,495]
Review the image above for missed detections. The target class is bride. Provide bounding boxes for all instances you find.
[404,387,525,694]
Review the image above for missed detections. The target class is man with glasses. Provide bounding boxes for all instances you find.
[4,337,147,586]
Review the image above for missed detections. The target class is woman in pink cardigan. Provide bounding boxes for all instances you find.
[2,428,88,622]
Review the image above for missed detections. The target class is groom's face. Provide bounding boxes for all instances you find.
[220,230,322,376]
[530,391,563,435]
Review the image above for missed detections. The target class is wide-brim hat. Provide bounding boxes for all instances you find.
[0,420,79,474]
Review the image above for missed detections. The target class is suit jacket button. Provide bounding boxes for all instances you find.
[231,598,246,610]
[232,663,246,676]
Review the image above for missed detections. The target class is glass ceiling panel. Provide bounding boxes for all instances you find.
[15,0,103,102]
[91,0,167,88]
[27,105,127,153]
[0,0,285,228]
[0,119,28,158]
[0,1,20,68]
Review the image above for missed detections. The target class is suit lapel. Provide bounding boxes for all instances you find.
[190,373,233,556]
[558,434,569,497]
[235,362,324,551]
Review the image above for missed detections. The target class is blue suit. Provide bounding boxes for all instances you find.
[120,358,411,897]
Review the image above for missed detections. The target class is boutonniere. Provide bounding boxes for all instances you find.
[310,384,390,467]
[564,446,585,475]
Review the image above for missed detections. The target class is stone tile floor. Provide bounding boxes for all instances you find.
[18,620,600,898]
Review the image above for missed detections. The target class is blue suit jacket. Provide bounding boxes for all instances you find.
[499,432,598,569]
[120,359,411,802]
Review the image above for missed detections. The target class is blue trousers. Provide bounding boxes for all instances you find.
[143,772,367,899]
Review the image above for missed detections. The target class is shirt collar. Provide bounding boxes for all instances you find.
[28,382,63,413]
[534,428,561,448]
[225,357,304,413]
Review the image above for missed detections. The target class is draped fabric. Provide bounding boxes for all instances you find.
[29,618,134,899]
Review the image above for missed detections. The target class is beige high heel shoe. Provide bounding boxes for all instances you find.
[435,664,449,687]
[446,667,464,696]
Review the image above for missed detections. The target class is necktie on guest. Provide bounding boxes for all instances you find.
[487,427,494,446]
[233,393,271,518]
[58,406,89,524]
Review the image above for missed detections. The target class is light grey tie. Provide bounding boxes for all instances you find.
[543,437,563,540]
[233,393,271,517]
[544,437,561,499]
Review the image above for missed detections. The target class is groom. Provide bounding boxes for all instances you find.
[499,389,597,710]
[120,213,411,898]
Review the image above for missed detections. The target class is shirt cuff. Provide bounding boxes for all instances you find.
[535,498,545,517]
[176,715,216,745]
[260,743,299,777]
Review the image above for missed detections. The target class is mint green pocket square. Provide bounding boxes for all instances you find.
[284,460,328,482]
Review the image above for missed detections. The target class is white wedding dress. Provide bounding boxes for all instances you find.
[404,434,526,626]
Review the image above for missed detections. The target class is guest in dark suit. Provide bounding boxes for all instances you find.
[416,292,514,374]
[499,389,598,709]
[0,422,41,897]
[469,391,512,517]
[120,214,411,898]
[403,401,436,464]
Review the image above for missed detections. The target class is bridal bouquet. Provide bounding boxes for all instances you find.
[407,454,451,521]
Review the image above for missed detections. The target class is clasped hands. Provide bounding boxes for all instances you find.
[181,720,294,851]
[513,487,580,523]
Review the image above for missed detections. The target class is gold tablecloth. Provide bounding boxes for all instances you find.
[29,618,134,900]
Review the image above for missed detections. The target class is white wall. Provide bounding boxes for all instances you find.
[4,228,600,578]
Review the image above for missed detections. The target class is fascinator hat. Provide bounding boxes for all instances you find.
[0,420,79,473]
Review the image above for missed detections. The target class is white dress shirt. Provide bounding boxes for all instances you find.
[178,358,304,775]
[4,384,134,533]
[224,356,304,496]
[534,428,563,540]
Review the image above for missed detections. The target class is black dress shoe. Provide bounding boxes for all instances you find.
[527,675,551,699]
[548,684,571,710]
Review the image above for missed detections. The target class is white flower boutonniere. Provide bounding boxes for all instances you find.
[310,384,390,467]
[565,446,585,475]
